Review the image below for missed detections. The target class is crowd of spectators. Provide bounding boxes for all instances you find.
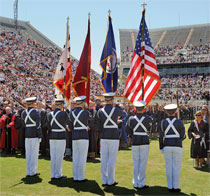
[0,31,106,103]
[155,73,209,104]
[121,42,210,64]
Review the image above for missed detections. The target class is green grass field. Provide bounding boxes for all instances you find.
[0,124,209,196]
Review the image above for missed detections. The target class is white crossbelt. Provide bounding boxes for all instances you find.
[25,109,36,127]
[50,111,65,132]
[72,110,87,130]
[101,107,118,129]
[133,116,147,135]
[164,118,180,138]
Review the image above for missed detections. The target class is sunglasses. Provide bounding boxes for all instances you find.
[195,114,201,117]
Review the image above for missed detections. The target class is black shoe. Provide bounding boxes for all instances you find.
[26,173,40,177]
[168,188,174,192]
[34,173,40,176]
[133,186,139,189]
[173,188,181,192]
[139,185,149,189]
[57,176,67,179]
[74,180,79,182]
[102,184,107,187]
[65,155,71,159]
[78,179,88,182]
[108,181,118,186]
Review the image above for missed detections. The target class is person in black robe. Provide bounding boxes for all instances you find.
[14,108,25,155]
[0,105,3,141]
[188,111,208,169]
[40,108,49,156]
[65,101,76,159]
[93,98,103,156]
[88,101,99,158]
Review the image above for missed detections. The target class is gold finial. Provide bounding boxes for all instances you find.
[67,16,69,21]
[108,9,111,16]
[88,12,91,20]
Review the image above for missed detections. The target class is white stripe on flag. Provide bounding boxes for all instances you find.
[124,56,141,94]
[127,76,142,100]
[145,45,154,54]
[144,79,158,101]
[134,76,151,101]
[145,55,156,65]
[144,64,159,76]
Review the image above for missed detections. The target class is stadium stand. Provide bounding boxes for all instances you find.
[0,16,61,49]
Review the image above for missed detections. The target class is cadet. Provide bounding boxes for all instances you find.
[69,96,92,182]
[47,98,68,180]
[158,104,186,193]
[21,97,42,177]
[97,92,125,186]
[126,101,152,189]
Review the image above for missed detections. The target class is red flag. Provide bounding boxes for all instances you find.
[124,9,161,105]
[53,18,72,104]
[72,18,91,105]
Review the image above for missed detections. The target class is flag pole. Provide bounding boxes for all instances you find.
[108,9,114,92]
[63,16,69,110]
[141,2,147,101]
[81,13,90,98]
[176,91,180,119]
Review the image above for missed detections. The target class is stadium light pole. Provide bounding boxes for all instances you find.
[13,0,18,32]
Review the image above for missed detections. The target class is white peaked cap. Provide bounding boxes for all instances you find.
[25,97,37,103]
[103,92,115,99]
[55,98,64,102]
[55,98,64,104]
[133,100,146,108]
[164,104,177,110]
[73,96,86,102]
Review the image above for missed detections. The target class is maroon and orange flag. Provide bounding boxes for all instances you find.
[72,18,91,105]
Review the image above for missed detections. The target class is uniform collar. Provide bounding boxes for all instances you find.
[136,113,144,117]
[75,107,82,110]
[168,116,175,119]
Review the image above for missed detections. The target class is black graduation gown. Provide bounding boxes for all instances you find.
[188,120,208,158]
[88,109,99,154]
[14,110,25,150]
[40,109,49,153]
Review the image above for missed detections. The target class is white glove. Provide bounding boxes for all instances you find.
[160,149,164,154]
[39,138,42,143]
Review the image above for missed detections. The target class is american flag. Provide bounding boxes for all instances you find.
[124,9,161,105]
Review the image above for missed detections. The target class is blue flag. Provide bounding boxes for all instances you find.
[100,16,118,93]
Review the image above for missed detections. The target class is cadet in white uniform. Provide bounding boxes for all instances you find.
[21,97,41,177]
[158,104,186,193]
[47,98,68,180]
[69,96,92,182]
[97,92,125,186]
[126,101,152,189]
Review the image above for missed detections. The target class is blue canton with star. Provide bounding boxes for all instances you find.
[134,11,153,56]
